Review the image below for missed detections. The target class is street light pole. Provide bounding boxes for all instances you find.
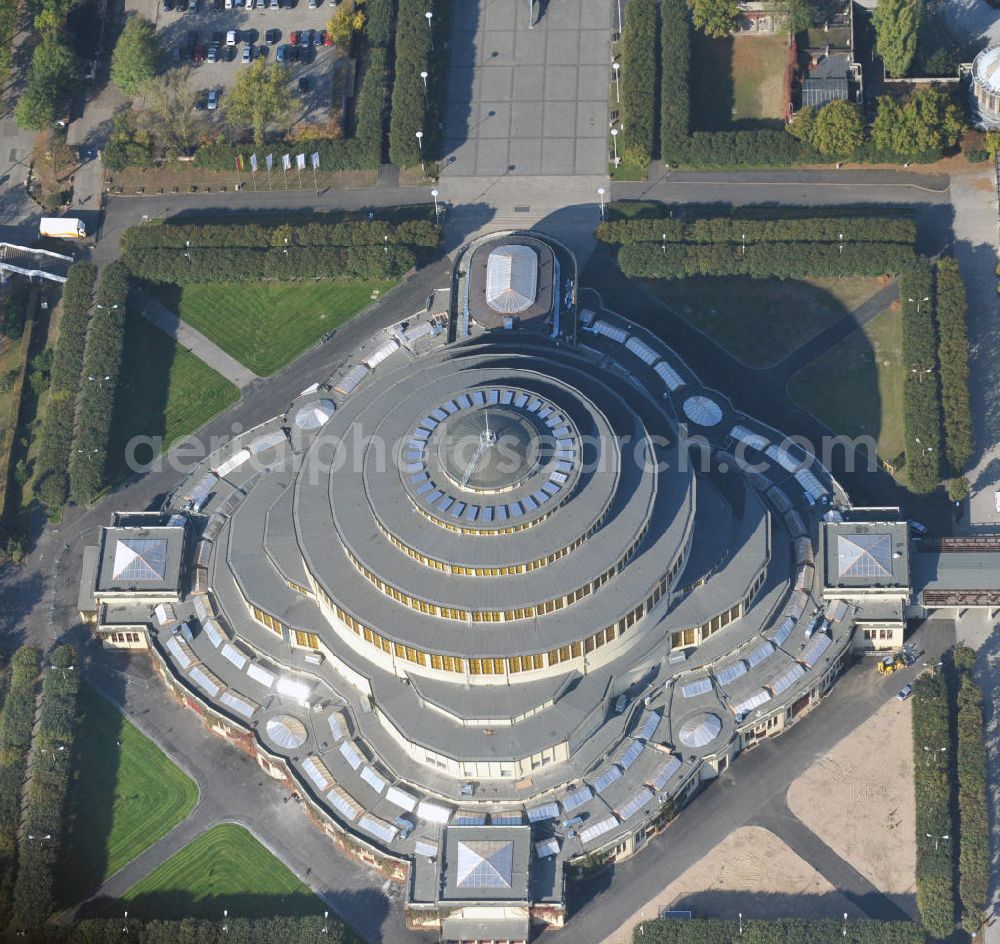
[415,130,424,175]
[420,70,428,107]
[597,187,605,220]
[612,61,620,103]
[908,295,929,313]
[424,10,433,49]
[430,188,440,222]
[610,127,619,165]
[527,0,533,28]
[616,0,622,34]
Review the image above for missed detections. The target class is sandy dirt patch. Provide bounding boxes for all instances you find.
[599,827,853,944]
[787,696,915,895]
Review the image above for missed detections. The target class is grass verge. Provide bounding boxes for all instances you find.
[788,305,905,476]
[119,823,322,920]
[146,280,397,376]
[58,684,199,908]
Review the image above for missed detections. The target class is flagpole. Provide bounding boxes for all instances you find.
[296,166,302,189]
[282,164,287,189]
[267,166,272,190]
[312,164,317,192]
[251,167,257,191]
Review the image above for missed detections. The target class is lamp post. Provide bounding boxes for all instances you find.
[597,187,606,220]
[420,70,428,106]
[842,913,848,937]
[839,232,844,254]
[908,295,929,312]
[425,10,433,49]
[738,913,743,936]
[415,130,424,174]
[222,909,228,933]
[610,127,619,166]
[910,366,933,383]
[616,0,622,33]
[383,234,389,255]
[322,911,329,934]
[661,232,667,254]
[612,61,620,103]
[926,832,950,852]
[431,188,440,222]
[527,0,534,28]
[123,911,129,935]
[741,232,746,256]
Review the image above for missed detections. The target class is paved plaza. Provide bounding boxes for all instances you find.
[442,0,611,177]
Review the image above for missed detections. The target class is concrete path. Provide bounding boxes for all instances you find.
[135,289,258,389]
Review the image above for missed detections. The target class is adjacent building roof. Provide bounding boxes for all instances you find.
[485,245,538,314]
[837,533,892,578]
[439,827,531,902]
[802,77,849,108]
[96,523,185,595]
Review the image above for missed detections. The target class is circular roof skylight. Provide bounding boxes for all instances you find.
[294,399,335,430]
[265,714,308,749]
[682,395,723,427]
[678,712,723,748]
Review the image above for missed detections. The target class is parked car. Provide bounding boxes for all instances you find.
[177,0,188,10]
[187,0,198,12]
[289,29,299,44]
[212,30,223,43]
[896,684,913,701]
[313,29,323,45]
[301,27,313,45]
[163,0,175,11]
[226,29,237,44]
[297,75,310,92]
[323,30,332,45]
[288,43,299,61]
[207,88,218,110]
[268,0,280,9]
[276,43,288,61]
[224,44,236,61]
[171,45,181,62]
[265,28,279,44]
[206,43,218,62]
[241,43,252,63]
[308,0,319,7]
[193,42,207,61]
[225,0,233,8]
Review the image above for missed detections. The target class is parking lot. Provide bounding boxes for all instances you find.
[131,0,341,126]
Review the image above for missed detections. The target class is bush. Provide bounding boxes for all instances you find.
[597,216,916,246]
[954,658,988,930]
[618,241,915,280]
[631,918,926,942]
[899,261,941,494]
[354,47,390,165]
[35,262,96,511]
[912,671,955,939]
[934,258,972,477]
[660,0,690,164]
[684,130,813,167]
[68,263,130,504]
[0,646,40,927]
[619,0,656,167]
[364,0,396,46]
[3,278,31,342]
[11,644,79,928]
[192,136,373,172]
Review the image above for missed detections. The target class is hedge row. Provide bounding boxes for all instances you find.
[911,671,955,939]
[68,262,130,504]
[120,219,441,251]
[632,918,926,943]
[660,0,690,164]
[0,646,41,928]
[11,645,79,928]
[934,258,972,477]
[363,0,396,46]
[683,130,811,167]
[598,216,916,246]
[618,241,915,280]
[122,245,416,285]
[13,916,358,943]
[899,262,941,494]
[387,0,442,166]
[354,47,390,166]
[954,652,988,930]
[619,0,656,166]
[192,136,372,173]
[35,263,96,511]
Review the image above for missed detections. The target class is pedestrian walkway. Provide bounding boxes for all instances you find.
[136,290,258,389]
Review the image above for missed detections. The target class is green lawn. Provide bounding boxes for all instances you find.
[788,305,906,474]
[119,823,323,920]
[58,684,199,908]
[649,275,888,368]
[108,313,240,480]
[150,280,397,376]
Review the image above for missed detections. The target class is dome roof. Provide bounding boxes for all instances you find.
[438,406,544,492]
[678,712,723,748]
[485,245,538,313]
[974,46,1000,94]
[265,714,308,749]
[294,399,335,430]
[682,395,723,427]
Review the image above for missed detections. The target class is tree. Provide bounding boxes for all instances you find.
[14,36,76,129]
[872,87,963,158]
[224,58,297,147]
[809,100,863,158]
[327,3,365,49]
[139,68,206,154]
[786,104,816,144]
[687,0,740,37]
[773,0,816,33]
[111,15,159,96]
[873,0,922,77]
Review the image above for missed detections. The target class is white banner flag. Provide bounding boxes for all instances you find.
[265,153,273,171]
[249,153,258,173]
[311,152,320,170]
[282,153,291,171]
[296,153,306,171]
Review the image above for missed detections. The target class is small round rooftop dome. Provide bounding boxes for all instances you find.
[682,395,723,427]
[294,399,335,430]
[974,46,1000,94]
[485,244,538,314]
[265,714,308,749]
[678,712,723,749]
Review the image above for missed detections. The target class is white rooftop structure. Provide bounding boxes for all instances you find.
[837,533,892,578]
[265,715,308,749]
[485,245,538,314]
[294,399,336,430]
[455,838,515,889]
[678,713,723,748]
[112,539,168,583]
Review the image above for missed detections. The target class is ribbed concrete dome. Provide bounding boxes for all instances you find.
[974,46,1000,94]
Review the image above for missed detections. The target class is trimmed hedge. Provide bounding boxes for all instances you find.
[120,219,440,251]
[122,245,416,285]
[598,216,916,245]
[660,0,690,164]
[899,261,941,494]
[954,655,988,930]
[68,262,130,504]
[192,136,373,173]
[354,47,390,166]
[618,241,915,280]
[632,918,926,943]
[934,258,972,477]
[13,916,359,942]
[11,645,79,928]
[685,130,812,167]
[912,671,955,939]
[35,262,96,511]
[387,0,444,166]
[363,0,396,46]
[0,646,41,928]
[619,0,656,166]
